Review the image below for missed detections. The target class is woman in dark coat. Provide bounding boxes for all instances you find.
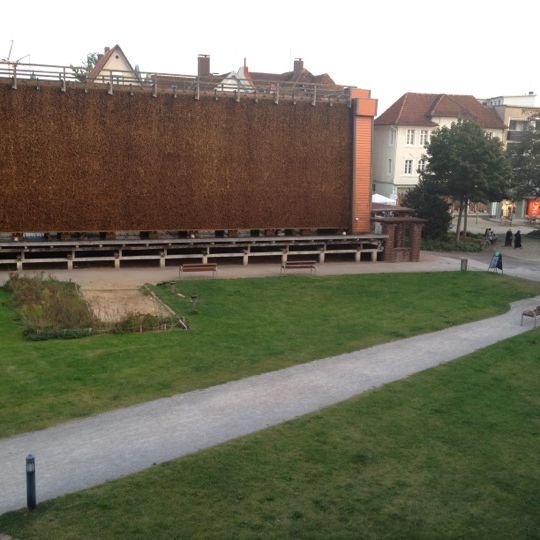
[505,230,513,247]
[514,230,522,248]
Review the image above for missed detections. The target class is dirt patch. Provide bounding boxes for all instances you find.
[82,288,171,322]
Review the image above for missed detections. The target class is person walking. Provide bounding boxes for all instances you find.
[514,230,522,248]
[505,230,513,247]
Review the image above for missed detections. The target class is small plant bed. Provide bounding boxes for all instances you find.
[422,232,483,252]
[5,274,183,340]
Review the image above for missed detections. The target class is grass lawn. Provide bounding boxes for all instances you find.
[0,272,539,438]
[1,328,538,539]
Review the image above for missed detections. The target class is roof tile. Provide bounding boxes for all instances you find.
[375,92,505,129]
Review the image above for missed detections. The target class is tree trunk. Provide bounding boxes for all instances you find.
[463,198,469,237]
[455,200,464,243]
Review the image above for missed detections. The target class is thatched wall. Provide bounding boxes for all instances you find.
[0,82,353,232]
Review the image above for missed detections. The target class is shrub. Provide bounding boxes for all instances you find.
[6,273,97,331]
[403,178,452,241]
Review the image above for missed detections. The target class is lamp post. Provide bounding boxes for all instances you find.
[26,454,36,510]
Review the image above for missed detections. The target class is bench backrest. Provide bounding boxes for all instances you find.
[181,263,217,270]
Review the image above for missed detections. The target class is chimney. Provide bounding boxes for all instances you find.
[198,54,210,77]
[293,58,304,75]
[104,46,110,53]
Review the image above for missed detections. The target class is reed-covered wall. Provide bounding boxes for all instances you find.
[0,82,353,232]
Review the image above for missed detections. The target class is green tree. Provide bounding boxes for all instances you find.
[507,116,540,198]
[403,177,452,241]
[70,52,99,82]
[424,120,511,241]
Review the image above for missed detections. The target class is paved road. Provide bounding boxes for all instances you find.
[1,296,538,515]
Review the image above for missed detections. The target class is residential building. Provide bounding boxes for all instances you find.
[372,93,505,198]
[482,93,539,147]
[482,93,540,217]
[87,45,139,83]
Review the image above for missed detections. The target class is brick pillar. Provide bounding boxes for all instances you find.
[394,224,404,249]
[351,90,377,234]
[382,223,396,262]
[410,223,423,262]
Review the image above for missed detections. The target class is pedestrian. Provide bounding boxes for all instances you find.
[489,229,497,245]
[514,230,522,248]
[505,229,513,247]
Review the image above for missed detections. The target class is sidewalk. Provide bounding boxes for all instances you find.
[0,252,497,290]
[1,296,538,515]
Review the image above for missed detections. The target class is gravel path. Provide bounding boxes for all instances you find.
[1,296,538,515]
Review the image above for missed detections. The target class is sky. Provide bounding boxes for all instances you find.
[1,0,539,113]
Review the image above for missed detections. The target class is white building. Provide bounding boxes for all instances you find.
[87,45,139,84]
[372,93,506,198]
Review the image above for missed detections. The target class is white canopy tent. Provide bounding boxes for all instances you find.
[371,193,397,206]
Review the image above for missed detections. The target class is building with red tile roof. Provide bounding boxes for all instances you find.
[372,92,506,198]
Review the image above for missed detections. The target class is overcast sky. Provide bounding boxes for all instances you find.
[2,0,539,113]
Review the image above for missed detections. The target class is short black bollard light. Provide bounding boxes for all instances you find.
[26,453,36,510]
[190,295,199,311]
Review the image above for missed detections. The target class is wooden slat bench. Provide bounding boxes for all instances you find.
[521,305,540,327]
[281,260,317,274]
[179,263,217,279]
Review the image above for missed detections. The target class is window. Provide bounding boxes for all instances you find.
[418,159,426,172]
[404,160,413,174]
[388,158,393,174]
[420,130,429,145]
[485,132,493,139]
[389,130,395,145]
[406,129,415,145]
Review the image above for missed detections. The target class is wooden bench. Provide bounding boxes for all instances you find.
[521,305,540,327]
[281,260,317,274]
[179,263,217,279]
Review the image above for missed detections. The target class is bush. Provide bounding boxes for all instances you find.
[6,273,97,332]
[403,178,452,241]
[24,328,95,341]
[110,313,178,333]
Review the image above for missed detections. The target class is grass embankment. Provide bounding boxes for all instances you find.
[0,272,539,438]
[1,329,538,539]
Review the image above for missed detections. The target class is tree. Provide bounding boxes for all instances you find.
[403,177,452,241]
[70,52,99,82]
[507,116,540,198]
[423,120,511,241]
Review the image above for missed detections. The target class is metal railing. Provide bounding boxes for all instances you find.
[0,61,355,105]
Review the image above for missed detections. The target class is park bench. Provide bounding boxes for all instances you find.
[521,305,540,328]
[179,263,217,279]
[281,260,317,274]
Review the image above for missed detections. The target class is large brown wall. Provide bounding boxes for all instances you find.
[0,81,353,233]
